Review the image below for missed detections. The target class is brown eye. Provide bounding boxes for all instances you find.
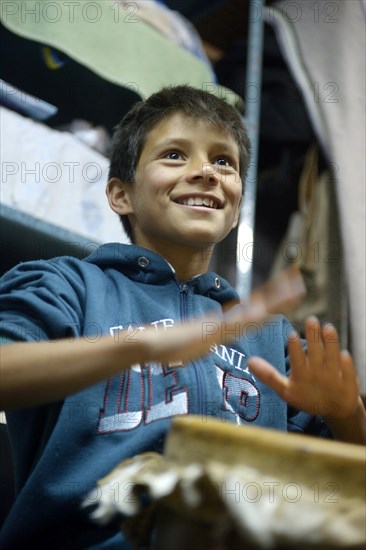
[165,151,182,160]
[215,158,229,166]
[214,156,238,170]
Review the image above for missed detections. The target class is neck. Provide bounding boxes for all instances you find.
[134,238,215,281]
[165,247,214,281]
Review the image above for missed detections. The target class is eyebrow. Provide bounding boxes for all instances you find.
[154,138,239,156]
[153,138,192,151]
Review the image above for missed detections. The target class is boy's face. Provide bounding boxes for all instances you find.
[109,113,242,254]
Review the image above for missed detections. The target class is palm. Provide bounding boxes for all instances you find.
[248,318,360,420]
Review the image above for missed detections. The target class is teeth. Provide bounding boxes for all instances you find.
[181,197,217,208]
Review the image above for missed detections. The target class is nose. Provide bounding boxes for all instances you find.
[186,161,220,186]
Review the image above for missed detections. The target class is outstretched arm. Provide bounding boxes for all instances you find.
[0,303,269,411]
[247,317,366,444]
[1,265,305,412]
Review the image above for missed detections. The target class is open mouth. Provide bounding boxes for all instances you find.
[174,196,221,209]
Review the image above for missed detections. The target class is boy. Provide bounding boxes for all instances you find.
[0,86,364,549]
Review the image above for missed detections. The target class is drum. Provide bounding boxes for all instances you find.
[92,417,366,549]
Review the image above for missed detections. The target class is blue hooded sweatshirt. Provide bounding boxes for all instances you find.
[0,244,328,549]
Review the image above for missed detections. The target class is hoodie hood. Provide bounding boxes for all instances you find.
[84,243,239,303]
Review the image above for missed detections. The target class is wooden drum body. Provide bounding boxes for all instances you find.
[93,417,366,549]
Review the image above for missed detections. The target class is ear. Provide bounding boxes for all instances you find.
[231,195,243,230]
[106,178,134,216]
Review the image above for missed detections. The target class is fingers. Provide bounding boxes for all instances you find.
[222,267,306,344]
[322,322,341,374]
[305,317,342,374]
[222,302,267,337]
[247,357,288,398]
[250,265,306,316]
[340,350,359,387]
[287,332,307,381]
[219,267,306,351]
[305,317,325,370]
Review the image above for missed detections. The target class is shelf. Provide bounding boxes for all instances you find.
[0,204,100,275]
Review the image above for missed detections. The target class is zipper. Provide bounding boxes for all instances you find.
[179,283,204,415]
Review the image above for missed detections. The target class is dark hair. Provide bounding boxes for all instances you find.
[108,85,251,240]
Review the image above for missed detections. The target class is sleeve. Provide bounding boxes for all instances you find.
[0,259,85,343]
[287,408,333,438]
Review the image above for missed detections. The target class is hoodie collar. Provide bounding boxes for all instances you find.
[84,243,239,302]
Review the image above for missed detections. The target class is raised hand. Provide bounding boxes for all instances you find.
[141,265,306,366]
[247,317,366,443]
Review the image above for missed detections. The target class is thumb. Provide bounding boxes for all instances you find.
[247,356,288,395]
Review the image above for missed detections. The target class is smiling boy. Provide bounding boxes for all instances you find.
[106,86,249,282]
[107,113,242,281]
[0,86,365,549]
